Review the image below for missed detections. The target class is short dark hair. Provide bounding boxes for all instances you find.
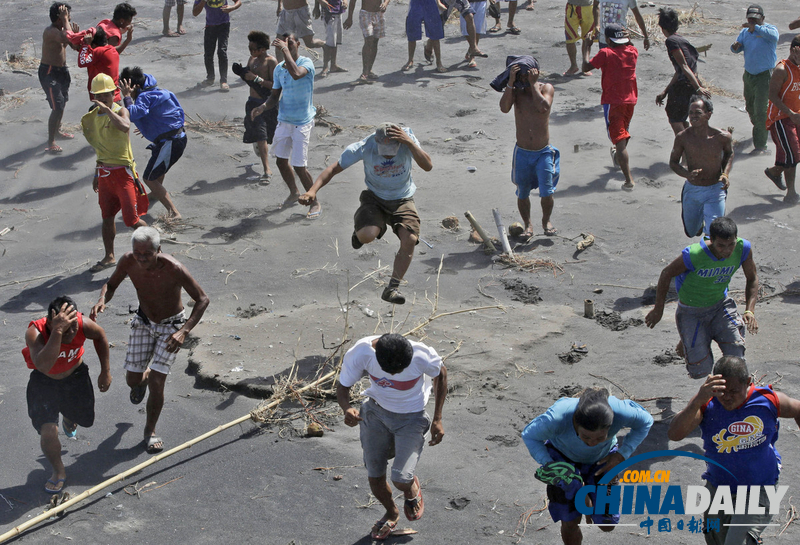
[574,388,614,431]
[791,35,800,50]
[120,66,146,88]
[374,334,414,375]
[48,295,77,319]
[92,26,108,47]
[248,31,270,50]
[690,95,714,114]
[712,356,750,385]
[709,216,737,240]
[113,2,137,23]
[658,8,680,33]
[49,2,71,23]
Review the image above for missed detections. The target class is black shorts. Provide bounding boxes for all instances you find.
[38,63,71,110]
[666,79,696,124]
[243,97,279,144]
[143,133,187,181]
[27,363,95,433]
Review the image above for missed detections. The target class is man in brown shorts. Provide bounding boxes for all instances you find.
[298,123,433,304]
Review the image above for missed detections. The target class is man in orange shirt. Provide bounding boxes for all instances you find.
[23,296,111,494]
[764,35,800,204]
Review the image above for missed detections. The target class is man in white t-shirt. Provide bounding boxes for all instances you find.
[299,122,433,305]
[592,0,649,50]
[336,334,447,540]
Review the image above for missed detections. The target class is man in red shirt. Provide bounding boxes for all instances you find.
[584,23,638,190]
[97,2,137,54]
[23,296,111,494]
[77,28,121,103]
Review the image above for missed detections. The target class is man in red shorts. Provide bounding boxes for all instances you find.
[583,23,638,190]
[764,35,800,204]
[23,296,111,494]
[81,73,148,273]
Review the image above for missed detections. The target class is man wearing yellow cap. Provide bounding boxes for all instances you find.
[81,73,148,273]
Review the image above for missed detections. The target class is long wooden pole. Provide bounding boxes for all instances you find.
[0,369,338,544]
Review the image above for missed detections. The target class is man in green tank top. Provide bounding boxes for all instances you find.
[645,217,759,378]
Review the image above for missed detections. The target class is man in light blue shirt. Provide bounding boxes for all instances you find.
[251,34,319,217]
[731,4,778,153]
[298,123,433,304]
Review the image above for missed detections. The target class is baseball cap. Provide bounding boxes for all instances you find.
[605,23,630,45]
[90,73,117,95]
[374,123,401,157]
[746,4,764,18]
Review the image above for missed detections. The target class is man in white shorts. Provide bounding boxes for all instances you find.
[251,34,320,218]
[276,0,325,58]
[344,0,389,82]
[337,334,447,540]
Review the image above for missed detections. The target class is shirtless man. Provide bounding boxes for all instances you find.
[24,296,111,493]
[90,226,209,454]
[499,58,560,237]
[276,0,325,60]
[40,3,79,153]
[669,96,733,237]
[344,0,389,82]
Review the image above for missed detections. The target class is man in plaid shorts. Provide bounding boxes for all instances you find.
[344,0,390,82]
[91,226,209,453]
[163,0,187,37]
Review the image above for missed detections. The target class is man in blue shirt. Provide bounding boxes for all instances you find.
[251,34,318,217]
[298,123,433,304]
[731,4,778,154]
[120,67,186,220]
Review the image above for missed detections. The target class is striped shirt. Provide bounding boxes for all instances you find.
[273,56,316,126]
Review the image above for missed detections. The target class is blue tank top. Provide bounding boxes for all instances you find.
[700,385,781,487]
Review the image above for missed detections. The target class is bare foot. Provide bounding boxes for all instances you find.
[676,340,686,359]
[436,65,448,73]
[280,193,301,208]
[401,60,414,71]
[330,65,348,73]
[307,201,322,219]
[582,70,593,76]
[563,66,580,76]
[167,211,183,221]
[162,30,180,37]
[423,44,433,64]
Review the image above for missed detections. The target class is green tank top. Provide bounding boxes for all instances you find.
[676,237,750,307]
[81,103,135,168]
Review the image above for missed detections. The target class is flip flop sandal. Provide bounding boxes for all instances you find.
[489,24,502,33]
[130,382,147,405]
[44,145,63,154]
[45,478,66,494]
[57,132,75,139]
[145,436,164,454]
[62,418,78,438]
[507,26,522,35]
[404,476,425,521]
[370,518,397,540]
[765,168,786,190]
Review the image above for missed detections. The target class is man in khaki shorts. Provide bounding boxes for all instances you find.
[276,0,325,57]
[298,123,433,304]
[344,0,389,82]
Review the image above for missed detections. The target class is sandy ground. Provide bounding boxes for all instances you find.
[3,0,800,543]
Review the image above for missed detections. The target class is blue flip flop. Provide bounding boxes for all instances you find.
[62,418,77,438]
[45,478,66,494]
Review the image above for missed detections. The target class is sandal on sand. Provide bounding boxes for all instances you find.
[45,145,63,154]
[544,226,559,236]
[489,23,502,33]
[57,131,74,139]
[507,26,522,35]
[404,476,424,521]
[62,417,78,438]
[467,59,478,68]
[621,182,635,191]
[45,478,66,494]
[765,168,786,190]
[130,382,148,405]
[89,260,115,273]
[371,518,397,540]
[145,436,164,454]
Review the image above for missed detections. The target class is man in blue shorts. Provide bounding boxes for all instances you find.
[337,334,447,539]
[498,56,559,237]
[645,217,759,379]
[120,67,187,220]
[402,0,446,73]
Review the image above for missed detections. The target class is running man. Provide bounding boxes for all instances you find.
[91,226,209,454]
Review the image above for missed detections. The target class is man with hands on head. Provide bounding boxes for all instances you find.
[645,217,758,379]
[23,296,111,494]
[336,334,447,540]
[90,226,209,454]
[298,122,432,304]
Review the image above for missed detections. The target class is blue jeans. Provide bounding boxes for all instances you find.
[681,181,726,237]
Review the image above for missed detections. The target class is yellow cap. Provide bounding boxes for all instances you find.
[90,73,117,95]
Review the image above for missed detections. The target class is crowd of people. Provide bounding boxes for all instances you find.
[24,0,800,542]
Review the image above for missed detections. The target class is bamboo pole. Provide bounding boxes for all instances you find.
[464,211,496,252]
[491,208,513,256]
[0,369,338,544]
